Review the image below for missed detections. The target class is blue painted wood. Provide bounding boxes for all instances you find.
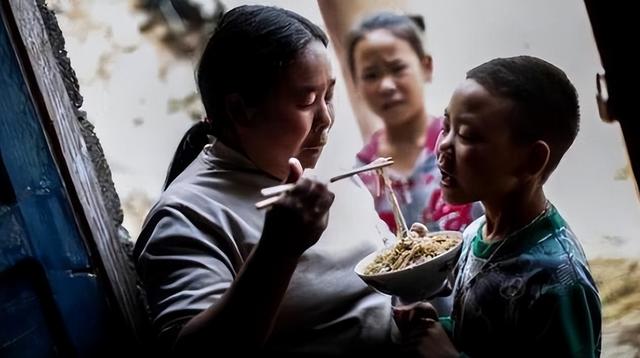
[0,209,31,276]
[0,262,65,357]
[7,1,146,346]
[0,9,117,357]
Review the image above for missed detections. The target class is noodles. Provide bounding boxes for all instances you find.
[376,168,408,234]
[362,167,460,275]
[363,226,461,275]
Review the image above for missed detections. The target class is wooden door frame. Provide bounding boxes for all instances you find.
[1,0,147,345]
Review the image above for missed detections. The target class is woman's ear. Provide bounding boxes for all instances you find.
[421,55,433,83]
[525,140,550,180]
[224,94,253,127]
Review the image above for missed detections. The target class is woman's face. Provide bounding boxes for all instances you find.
[236,40,335,180]
[353,29,432,127]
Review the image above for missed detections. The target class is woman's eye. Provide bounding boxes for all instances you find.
[302,93,316,106]
[325,91,334,104]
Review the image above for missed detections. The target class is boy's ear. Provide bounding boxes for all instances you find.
[224,94,254,127]
[524,140,550,180]
[421,55,433,83]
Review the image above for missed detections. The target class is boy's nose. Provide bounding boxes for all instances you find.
[436,129,452,155]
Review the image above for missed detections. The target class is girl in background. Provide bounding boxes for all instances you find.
[345,12,481,233]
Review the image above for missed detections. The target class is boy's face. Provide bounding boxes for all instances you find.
[437,79,529,205]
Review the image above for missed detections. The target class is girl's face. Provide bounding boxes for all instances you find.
[235,40,336,180]
[353,29,432,127]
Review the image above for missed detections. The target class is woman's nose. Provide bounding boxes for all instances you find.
[314,101,334,133]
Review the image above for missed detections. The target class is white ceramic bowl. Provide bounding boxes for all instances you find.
[354,231,463,301]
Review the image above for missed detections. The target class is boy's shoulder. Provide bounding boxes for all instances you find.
[524,206,587,262]
[519,206,597,292]
[461,206,596,291]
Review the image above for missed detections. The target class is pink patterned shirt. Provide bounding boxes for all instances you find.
[356,117,481,233]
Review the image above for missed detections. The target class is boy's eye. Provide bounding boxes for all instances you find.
[458,132,472,140]
[458,128,479,142]
[442,121,450,133]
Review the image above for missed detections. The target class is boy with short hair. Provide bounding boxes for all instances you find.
[398,56,601,357]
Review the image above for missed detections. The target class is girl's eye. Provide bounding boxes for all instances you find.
[362,71,380,81]
[392,64,407,73]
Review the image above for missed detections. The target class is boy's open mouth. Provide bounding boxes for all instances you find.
[438,165,457,188]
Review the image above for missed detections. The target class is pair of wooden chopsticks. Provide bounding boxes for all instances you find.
[255,157,394,209]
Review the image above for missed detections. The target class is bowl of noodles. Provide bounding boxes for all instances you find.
[355,224,463,300]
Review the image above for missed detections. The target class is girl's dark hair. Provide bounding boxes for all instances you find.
[163,5,328,189]
[346,12,427,80]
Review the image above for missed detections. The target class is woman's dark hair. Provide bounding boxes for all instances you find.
[466,56,580,179]
[346,12,427,80]
[163,5,328,189]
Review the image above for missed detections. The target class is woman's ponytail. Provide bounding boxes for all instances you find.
[163,120,211,190]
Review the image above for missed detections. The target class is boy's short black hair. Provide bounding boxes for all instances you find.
[466,56,580,180]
